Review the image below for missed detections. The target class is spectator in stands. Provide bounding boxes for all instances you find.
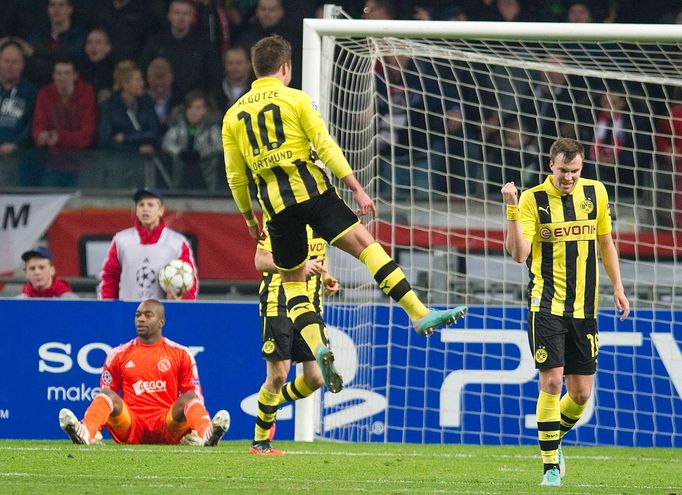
[162,90,223,191]
[654,93,682,230]
[589,82,651,202]
[98,60,162,157]
[212,45,253,112]
[521,55,591,157]
[566,1,593,22]
[375,54,460,198]
[146,57,178,130]
[98,187,198,301]
[19,246,78,299]
[361,0,394,19]
[22,0,87,87]
[0,40,36,163]
[80,28,115,104]
[487,117,541,193]
[32,56,96,186]
[139,0,222,102]
[94,0,165,63]
[233,0,301,88]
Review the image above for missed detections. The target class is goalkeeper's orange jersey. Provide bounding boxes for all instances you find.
[100,337,203,420]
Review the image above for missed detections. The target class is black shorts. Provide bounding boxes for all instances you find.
[266,189,359,270]
[260,315,316,363]
[528,311,598,374]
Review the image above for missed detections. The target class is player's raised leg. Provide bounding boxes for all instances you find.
[332,224,467,335]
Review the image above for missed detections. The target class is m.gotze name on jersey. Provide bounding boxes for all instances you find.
[238,89,280,106]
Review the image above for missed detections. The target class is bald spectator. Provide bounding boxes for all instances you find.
[139,0,222,102]
[80,28,115,104]
[212,45,253,112]
[146,57,178,130]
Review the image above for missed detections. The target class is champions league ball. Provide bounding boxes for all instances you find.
[158,259,195,294]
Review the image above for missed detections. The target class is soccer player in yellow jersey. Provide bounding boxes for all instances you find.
[250,227,338,455]
[223,35,466,394]
[501,137,630,487]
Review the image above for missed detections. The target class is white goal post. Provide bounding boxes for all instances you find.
[297,14,682,447]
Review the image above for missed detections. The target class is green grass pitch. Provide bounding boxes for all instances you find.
[1,440,680,494]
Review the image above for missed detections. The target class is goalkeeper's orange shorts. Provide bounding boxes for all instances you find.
[106,401,190,444]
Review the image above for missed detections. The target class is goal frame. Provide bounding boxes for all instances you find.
[296,16,682,443]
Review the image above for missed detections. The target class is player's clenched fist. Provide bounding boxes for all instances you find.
[501,181,519,205]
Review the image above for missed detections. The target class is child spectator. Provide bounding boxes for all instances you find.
[162,90,223,190]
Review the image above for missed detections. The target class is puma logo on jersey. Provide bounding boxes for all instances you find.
[538,206,551,216]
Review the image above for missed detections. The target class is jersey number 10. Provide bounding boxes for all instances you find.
[238,103,285,156]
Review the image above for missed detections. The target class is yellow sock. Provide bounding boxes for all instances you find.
[559,393,587,439]
[254,386,279,441]
[279,375,316,404]
[359,242,428,321]
[284,281,327,354]
[536,390,561,468]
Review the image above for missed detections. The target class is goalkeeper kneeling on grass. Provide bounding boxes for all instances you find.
[249,228,338,455]
[59,299,230,447]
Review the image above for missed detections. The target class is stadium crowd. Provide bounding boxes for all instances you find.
[0,0,680,194]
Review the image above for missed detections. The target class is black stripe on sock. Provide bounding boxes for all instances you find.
[287,295,309,311]
[290,380,302,399]
[258,402,278,414]
[560,413,578,425]
[537,421,561,431]
[373,260,399,285]
[539,439,560,451]
[256,417,274,430]
[293,312,323,331]
[388,279,411,302]
[281,387,294,403]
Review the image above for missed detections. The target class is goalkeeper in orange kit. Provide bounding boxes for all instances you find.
[59,299,229,446]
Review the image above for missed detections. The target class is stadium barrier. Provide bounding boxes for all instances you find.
[0,299,680,446]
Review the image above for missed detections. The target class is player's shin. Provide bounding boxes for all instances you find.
[559,393,587,439]
[537,390,561,472]
[82,393,114,439]
[254,386,279,441]
[279,375,315,404]
[284,281,328,353]
[359,242,428,321]
[184,397,211,438]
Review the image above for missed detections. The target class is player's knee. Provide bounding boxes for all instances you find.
[570,390,591,405]
[267,374,287,391]
[176,391,198,407]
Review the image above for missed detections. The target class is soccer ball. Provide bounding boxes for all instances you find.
[159,259,195,294]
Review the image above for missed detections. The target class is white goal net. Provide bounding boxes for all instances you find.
[302,14,682,447]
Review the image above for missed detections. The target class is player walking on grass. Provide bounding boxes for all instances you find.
[59,299,229,446]
[250,227,338,455]
[501,137,630,486]
[222,35,466,394]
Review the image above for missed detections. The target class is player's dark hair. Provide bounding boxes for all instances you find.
[550,137,584,163]
[251,35,291,78]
